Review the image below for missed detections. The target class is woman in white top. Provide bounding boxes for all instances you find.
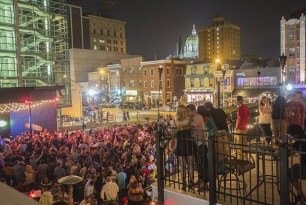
[258,96,272,143]
[171,105,194,191]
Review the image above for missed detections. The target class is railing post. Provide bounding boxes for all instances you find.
[156,125,164,204]
[208,135,217,205]
[279,144,289,205]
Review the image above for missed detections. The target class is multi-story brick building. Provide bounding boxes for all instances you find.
[141,58,187,107]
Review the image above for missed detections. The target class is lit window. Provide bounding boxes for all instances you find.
[94,45,97,50]
[94,38,96,42]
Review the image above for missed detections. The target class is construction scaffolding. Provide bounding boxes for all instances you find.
[0,0,71,106]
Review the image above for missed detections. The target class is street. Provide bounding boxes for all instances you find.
[61,106,175,127]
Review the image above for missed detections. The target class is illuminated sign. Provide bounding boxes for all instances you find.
[126,90,137,95]
[236,72,246,76]
[0,120,7,127]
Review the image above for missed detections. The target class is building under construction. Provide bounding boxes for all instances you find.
[0,0,71,107]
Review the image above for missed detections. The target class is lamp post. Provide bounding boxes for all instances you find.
[279,54,287,95]
[156,65,164,205]
[216,59,222,108]
[222,69,226,108]
[257,71,261,99]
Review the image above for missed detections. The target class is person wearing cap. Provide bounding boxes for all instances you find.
[122,197,128,205]
[235,96,250,160]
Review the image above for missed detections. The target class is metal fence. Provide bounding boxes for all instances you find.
[156,128,306,205]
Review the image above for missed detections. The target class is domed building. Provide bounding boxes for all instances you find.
[183,24,199,58]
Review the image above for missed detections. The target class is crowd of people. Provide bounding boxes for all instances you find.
[0,91,305,204]
[0,122,159,205]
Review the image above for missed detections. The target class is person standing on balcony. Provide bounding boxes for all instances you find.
[286,92,305,129]
[271,96,287,143]
[171,105,194,191]
[235,96,250,160]
[204,102,228,132]
[258,96,272,143]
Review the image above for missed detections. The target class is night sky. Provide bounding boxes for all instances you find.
[67,0,306,60]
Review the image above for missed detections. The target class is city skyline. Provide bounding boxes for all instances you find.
[68,0,306,60]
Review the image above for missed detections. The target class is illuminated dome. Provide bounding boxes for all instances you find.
[184,24,198,58]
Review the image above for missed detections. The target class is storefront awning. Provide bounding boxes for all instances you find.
[232,87,281,98]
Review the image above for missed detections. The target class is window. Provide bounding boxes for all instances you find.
[289,30,295,41]
[100,29,103,35]
[100,45,105,50]
[113,40,118,44]
[106,46,111,51]
[122,68,126,74]
[120,33,123,38]
[89,74,98,81]
[138,67,142,74]
[129,67,134,74]
[100,39,105,43]
[144,69,147,76]
[123,80,126,86]
[121,48,123,52]
[129,80,134,86]
[180,68,183,76]
[200,78,204,87]
[107,30,110,36]
[289,48,295,58]
[167,67,170,75]
[289,66,295,76]
[114,31,116,37]
[93,45,97,50]
[191,66,196,75]
[167,79,170,88]
[107,39,111,43]
[93,29,96,34]
[151,80,154,88]
[190,79,194,87]
[144,81,147,88]
[138,80,142,86]
[150,68,154,76]
[176,67,179,76]
[121,41,123,45]
[204,66,209,74]
[93,38,96,42]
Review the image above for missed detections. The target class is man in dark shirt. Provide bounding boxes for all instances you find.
[204,102,228,132]
[287,124,306,200]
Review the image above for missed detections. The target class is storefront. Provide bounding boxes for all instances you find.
[233,67,282,102]
[185,89,214,105]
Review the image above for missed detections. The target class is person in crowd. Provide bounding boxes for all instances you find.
[287,124,306,203]
[52,194,67,205]
[41,176,52,191]
[37,159,48,183]
[39,185,53,205]
[286,92,305,128]
[84,179,95,199]
[204,102,228,132]
[24,165,36,188]
[122,197,128,205]
[170,104,194,191]
[79,195,91,205]
[54,163,66,180]
[100,176,119,202]
[127,181,144,205]
[271,95,287,143]
[116,166,127,202]
[16,180,27,193]
[54,184,67,202]
[235,96,250,160]
[258,96,272,142]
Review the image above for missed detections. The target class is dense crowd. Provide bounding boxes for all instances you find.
[0,122,161,205]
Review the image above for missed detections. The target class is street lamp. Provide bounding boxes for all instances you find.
[222,69,226,108]
[216,59,222,108]
[257,71,261,98]
[156,65,164,205]
[279,54,287,94]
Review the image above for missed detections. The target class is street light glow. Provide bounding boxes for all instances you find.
[88,90,98,95]
[216,58,220,63]
[0,120,7,127]
[286,84,292,91]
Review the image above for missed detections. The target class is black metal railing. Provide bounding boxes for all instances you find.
[156,127,306,205]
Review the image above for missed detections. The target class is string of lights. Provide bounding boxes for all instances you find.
[0,100,56,113]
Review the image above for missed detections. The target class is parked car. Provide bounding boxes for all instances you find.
[119,102,135,109]
[61,115,72,122]
[134,102,147,110]
[100,103,116,108]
